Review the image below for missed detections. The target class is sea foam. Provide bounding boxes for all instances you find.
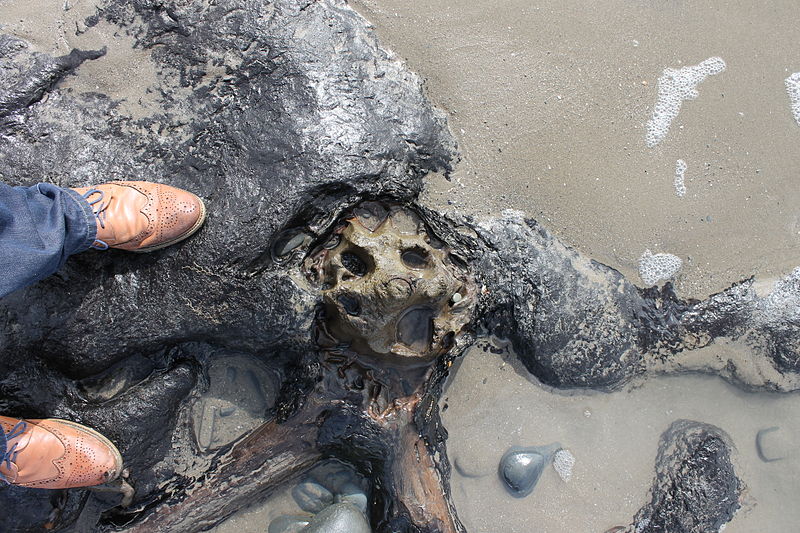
[646,57,726,147]
[786,72,800,126]
[674,159,687,197]
[552,449,575,482]
[639,249,683,286]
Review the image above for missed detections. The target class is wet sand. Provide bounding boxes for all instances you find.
[0,0,163,119]
[351,0,800,300]
[442,343,800,533]
[7,1,794,298]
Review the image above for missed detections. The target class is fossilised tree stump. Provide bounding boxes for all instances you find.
[0,1,796,531]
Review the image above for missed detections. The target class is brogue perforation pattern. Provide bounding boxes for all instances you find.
[119,181,155,246]
[64,429,104,486]
[116,181,203,250]
[1,418,120,489]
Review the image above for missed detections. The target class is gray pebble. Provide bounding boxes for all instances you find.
[268,515,311,533]
[292,481,334,513]
[321,468,357,493]
[334,482,368,513]
[301,503,371,533]
[499,447,549,498]
[276,232,307,256]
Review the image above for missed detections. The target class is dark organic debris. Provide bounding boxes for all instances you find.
[0,46,106,118]
[630,420,742,533]
[475,212,800,392]
[0,0,457,528]
[108,203,473,533]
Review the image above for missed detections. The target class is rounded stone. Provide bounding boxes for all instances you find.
[268,515,311,533]
[386,277,413,300]
[301,503,371,533]
[498,447,549,498]
[275,231,307,257]
[324,468,358,493]
[334,482,368,513]
[292,481,334,513]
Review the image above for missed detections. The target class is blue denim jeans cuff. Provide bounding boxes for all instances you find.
[63,187,98,254]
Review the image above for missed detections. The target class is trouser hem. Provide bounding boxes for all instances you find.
[63,187,97,254]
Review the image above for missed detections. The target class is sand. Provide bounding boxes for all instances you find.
[0,0,163,119]
[351,0,800,300]
[442,343,800,533]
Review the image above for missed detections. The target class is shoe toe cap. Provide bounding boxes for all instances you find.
[66,433,123,487]
[160,186,205,234]
[20,419,124,489]
[138,183,206,250]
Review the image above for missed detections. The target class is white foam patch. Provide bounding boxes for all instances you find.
[674,159,687,197]
[646,57,726,147]
[756,267,800,327]
[639,249,683,286]
[552,449,575,482]
[786,73,800,126]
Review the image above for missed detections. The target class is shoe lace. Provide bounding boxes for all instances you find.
[0,420,27,484]
[81,188,111,250]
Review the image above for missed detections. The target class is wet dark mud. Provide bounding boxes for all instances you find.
[474,212,800,392]
[600,420,742,533]
[0,0,796,532]
[632,420,742,533]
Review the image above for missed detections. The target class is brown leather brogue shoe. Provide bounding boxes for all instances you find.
[71,181,206,252]
[0,416,123,489]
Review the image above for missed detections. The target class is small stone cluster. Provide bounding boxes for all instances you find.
[269,463,371,533]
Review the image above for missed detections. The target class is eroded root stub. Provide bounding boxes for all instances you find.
[120,202,476,533]
[304,201,476,362]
